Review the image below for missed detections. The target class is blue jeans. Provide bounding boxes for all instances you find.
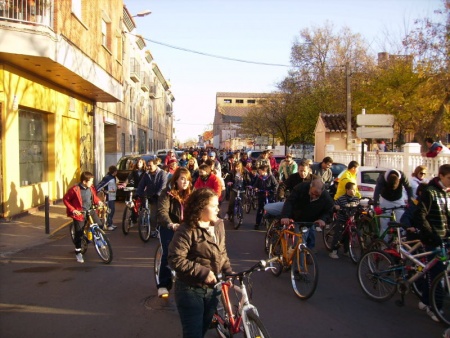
[174,279,220,338]
[157,226,174,290]
[107,200,115,226]
[304,226,316,249]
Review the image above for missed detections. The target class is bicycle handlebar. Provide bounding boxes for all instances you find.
[216,256,280,282]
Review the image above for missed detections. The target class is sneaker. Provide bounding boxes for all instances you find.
[426,307,440,322]
[315,226,322,232]
[329,251,339,259]
[158,287,169,298]
[110,225,117,229]
[150,231,158,238]
[106,226,116,231]
[418,301,428,311]
[76,253,84,263]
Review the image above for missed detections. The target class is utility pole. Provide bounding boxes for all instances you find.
[346,62,352,151]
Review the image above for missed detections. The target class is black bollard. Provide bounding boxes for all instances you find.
[45,195,50,234]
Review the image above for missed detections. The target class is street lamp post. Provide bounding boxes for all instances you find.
[132,10,152,18]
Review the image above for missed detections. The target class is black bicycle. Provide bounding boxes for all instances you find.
[232,189,246,230]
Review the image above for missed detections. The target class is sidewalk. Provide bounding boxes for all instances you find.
[0,201,71,258]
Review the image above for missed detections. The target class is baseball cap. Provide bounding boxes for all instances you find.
[209,151,216,157]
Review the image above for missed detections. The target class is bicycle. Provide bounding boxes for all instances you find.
[121,187,140,235]
[69,207,113,264]
[322,202,365,263]
[357,222,449,323]
[231,188,245,230]
[213,258,277,338]
[243,185,258,213]
[268,220,319,300]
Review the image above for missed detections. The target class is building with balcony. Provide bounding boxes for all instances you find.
[0,1,174,217]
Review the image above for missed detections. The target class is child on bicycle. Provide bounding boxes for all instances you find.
[254,164,278,230]
[329,181,360,259]
[63,171,103,263]
[224,161,251,222]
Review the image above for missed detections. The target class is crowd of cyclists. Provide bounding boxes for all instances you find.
[63,145,450,336]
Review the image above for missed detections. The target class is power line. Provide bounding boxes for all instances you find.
[129,33,291,68]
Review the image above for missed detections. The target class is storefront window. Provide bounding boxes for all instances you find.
[19,110,48,186]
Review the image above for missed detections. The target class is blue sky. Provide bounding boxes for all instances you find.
[124,0,443,142]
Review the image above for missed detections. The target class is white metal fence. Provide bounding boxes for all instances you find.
[328,146,450,178]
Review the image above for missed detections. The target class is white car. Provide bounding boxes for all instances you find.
[337,166,389,199]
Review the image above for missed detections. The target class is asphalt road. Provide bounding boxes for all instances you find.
[0,201,445,338]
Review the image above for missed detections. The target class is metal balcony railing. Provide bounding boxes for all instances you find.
[0,0,53,27]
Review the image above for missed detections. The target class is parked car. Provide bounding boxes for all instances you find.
[337,166,388,199]
[115,154,156,200]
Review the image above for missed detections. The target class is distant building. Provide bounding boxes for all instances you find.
[212,92,269,150]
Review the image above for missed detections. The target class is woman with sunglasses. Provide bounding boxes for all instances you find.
[411,165,428,199]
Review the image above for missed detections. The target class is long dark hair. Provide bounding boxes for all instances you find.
[183,188,217,229]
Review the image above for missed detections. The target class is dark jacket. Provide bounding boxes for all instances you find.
[157,186,183,229]
[253,173,278,196]
[414,177,450,245]
[373,169,413,204]
[168,219,232,287]
[281,181,334,223]
[136,168,168,200]
[278,173,317,199]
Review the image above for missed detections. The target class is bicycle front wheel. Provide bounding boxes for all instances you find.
[357,250,397,302]
[244,194,251,214]
[139,209,151,242]
[268,239,283,277]
[291,246,318,300]
[430,270,450,325]
[349,228,364,264]
[154,244,163,287]
[264,219,280,254]
[244,308,271,338]
[322,221,337,252]
[234,202,243,230]
[93,228,113,264]
[122,207,132,235]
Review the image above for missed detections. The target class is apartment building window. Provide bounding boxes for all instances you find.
[72,0,82,20]
[138,129,146,154]
[247,99,256,104]
[101,11,112,51]
[224,99,232,103]
[19,110,48,186]
[236,99,244,104]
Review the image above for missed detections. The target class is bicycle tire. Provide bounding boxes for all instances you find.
[139,209,151,242]
[154,244,163,287]
[430,270,450,325]
[349,228,364,264]
[244,194,251,214]
[268,239,283,277]
[291,246,318,300]
[252,197,258,210]
[264,219,280,254]
[122,207,132,235]
[234,202,243,230]
[322,221,337,252]
[357,250,397,302]
[244,308,271,338]
[93,228,113,263]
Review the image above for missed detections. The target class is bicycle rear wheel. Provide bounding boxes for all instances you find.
[243,194,251,214]
[349,228,364,264]
[234,202,243,230]
[244,308,271,338]
[322,221,337,252]
[139,209,151,242]
[430,270,450,325]
[122,207,132,235]
[357,250,397,302]
[252,196,258,210]
[154,244,162,286]
[268,239,283,277]
[291,246,318,300]
[93,228,113,264]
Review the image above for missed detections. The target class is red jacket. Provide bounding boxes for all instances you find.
[63,184,101,221]
[194,173,223,200]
